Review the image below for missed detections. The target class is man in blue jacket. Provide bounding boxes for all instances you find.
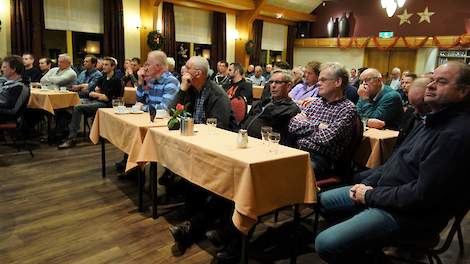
[315,61,470,263]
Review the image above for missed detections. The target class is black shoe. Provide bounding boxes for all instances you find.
[169,221,193,256]
[206,226,237,248]
[115,159,126,173]
[158,169,175,186]
[215,238,241,264]
[57,139,76,149]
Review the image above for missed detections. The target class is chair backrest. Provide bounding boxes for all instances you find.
[230,96,248,125]
[0,84,30,118]
[334,113,364,178]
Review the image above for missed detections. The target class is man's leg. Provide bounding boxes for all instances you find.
[315,187,400,263]
[310,152,332,180]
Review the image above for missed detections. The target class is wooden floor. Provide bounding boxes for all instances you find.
[0,141,469,264]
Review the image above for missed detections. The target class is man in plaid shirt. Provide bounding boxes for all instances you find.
[289,62,357,179]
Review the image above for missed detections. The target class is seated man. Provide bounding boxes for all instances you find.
[288,60,321,106]
[213,60,230,87]
[38,57,52,77]
[356,68,403,130]
[398,72,417,106]
[58,57,121,149]
[22,53,42,86]
[242,69,300,146]
[289,62,357,180]
[168,56,235,255]
[315,61,470,263]
[224,63,253,105]
[70,55,102,98]
[248,65,266,86]
[40,54,77,88]
[121,57,140,87]
[0,55,25,122]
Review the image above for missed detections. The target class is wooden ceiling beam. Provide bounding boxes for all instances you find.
[187,0,254,10]
[164,0,238,14]
[261,4,316,22]
[256,15,296,26]
[248,0,268,25]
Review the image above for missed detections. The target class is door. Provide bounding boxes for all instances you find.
[364,48,417,79]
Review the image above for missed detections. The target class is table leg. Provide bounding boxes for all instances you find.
[46,114,52,144]
[290,204,300,264]
[101,138,106,178]
[138,167,144,212]
[150,162,158,219]
[241,226,255,264]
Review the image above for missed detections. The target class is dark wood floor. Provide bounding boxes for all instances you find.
[0,140,469,264]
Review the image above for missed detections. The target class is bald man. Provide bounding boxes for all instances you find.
[40,54,77,88]
[356,68,403,129]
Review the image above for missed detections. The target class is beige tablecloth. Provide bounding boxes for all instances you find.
[135,124,316,234]
[253,85,264,99]
[89,108,167,171]
[354,128,399,168]
[28,88,80,114]
[123,87,137,105]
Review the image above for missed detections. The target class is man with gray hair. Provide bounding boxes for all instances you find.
[289,62,357,179]
[388,67,401,90]
[248,65,265,86]
[40,54,77,88]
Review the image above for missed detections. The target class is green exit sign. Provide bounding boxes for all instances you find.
[379,31,394,38]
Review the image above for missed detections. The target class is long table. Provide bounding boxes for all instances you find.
[134,124,317,235]
[28,88,80,114]
[354,128,400,168]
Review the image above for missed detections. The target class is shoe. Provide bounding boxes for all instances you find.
[169,221,193,256]
[158,169,175,186]
[58,139,76,149]
[115,159,126,173]
[215,238,241,264]
[206,225,237,248]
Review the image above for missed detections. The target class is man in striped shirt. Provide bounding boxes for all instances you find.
[289,62,357,179]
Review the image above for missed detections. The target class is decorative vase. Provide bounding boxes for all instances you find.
[327,17,335,38]
[167,117,180,130]
[339,12,350,37]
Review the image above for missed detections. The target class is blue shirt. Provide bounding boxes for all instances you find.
[73,68,102,93]
[137,71,180,112]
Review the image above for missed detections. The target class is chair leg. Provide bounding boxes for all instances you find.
[426,254,434,264]
[313,203,320,239]
[457,224,464,252]
[274,209,279,222]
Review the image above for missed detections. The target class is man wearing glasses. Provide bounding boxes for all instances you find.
[315,61,470,263]
[356,68,403,129]
[289,62,357,179]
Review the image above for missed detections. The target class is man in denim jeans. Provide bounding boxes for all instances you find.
[315,61,470,263]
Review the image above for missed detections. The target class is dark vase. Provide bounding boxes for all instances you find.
[327,17,335,38]
[339,12,350,37]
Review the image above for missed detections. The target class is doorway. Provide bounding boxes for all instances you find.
[364,48,417,80]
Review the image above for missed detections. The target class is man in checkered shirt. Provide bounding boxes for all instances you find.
[289,62,357,179]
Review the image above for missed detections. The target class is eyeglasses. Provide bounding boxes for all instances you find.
[360,77,378,84]
[318,77,336,82]
[268,80,289,85]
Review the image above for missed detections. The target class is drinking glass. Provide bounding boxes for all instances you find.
[206,118,217,134]
[361,117,368,131]
[261,126,272,145]
[112,99,121,110]
[268,132,281,154]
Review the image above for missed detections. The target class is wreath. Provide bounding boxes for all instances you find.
[147,30,164,50]
[245,40,255,55]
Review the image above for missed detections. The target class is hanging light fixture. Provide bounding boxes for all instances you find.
[381,0,406,17]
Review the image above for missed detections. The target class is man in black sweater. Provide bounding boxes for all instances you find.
[0,55,26,122]
[315,61,470,263]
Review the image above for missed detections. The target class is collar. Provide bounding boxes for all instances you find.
[372,85,385,101]
[424,102,470,127]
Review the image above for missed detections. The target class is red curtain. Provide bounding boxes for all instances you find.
[103,0,125,68]
[10,0,45,57]
[210,12,226,71]
[250,19,263,66]
[162,2,176,58]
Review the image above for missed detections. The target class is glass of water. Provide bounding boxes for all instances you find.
[206,118,217,134]
[268,132,281,154]
[261,126,272,145]
[361,117,368,131]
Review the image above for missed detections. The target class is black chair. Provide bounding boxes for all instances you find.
[385,208,467,264]
[0,85,33,157]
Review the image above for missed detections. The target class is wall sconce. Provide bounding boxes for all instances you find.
[229,29,241,40]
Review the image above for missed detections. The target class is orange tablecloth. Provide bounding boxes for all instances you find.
[135,124,316,234]
[354,128,399,168]
[27,88,80,114]
[89,108,167,171]
[123,87,136,105]
[253,85,264,99]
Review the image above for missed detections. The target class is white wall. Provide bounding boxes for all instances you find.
[0,0,11,57]
[293,47,365,70]
[122,0,141,59]
[415,48,438,75]
[226,13,236,64]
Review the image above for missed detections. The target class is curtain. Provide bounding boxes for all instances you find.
[103,0,125,69]
[286,25,297,68]
[11,0,45,58]
[162,2,176,58]
[250,19,263,66]
[210,12,226,71]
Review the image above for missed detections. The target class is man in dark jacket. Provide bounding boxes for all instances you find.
[0,55,25,122]
[315,61,470,263]
[241,69,300,146]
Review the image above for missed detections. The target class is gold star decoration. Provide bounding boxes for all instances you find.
[397,9,413,25]
[417,7,435,23]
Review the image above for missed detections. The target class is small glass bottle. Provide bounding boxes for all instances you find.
[237,129,248,148]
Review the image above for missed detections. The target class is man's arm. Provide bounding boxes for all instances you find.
[46,69,77,86]
[309,107,356,146]
[356,92,403,126]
